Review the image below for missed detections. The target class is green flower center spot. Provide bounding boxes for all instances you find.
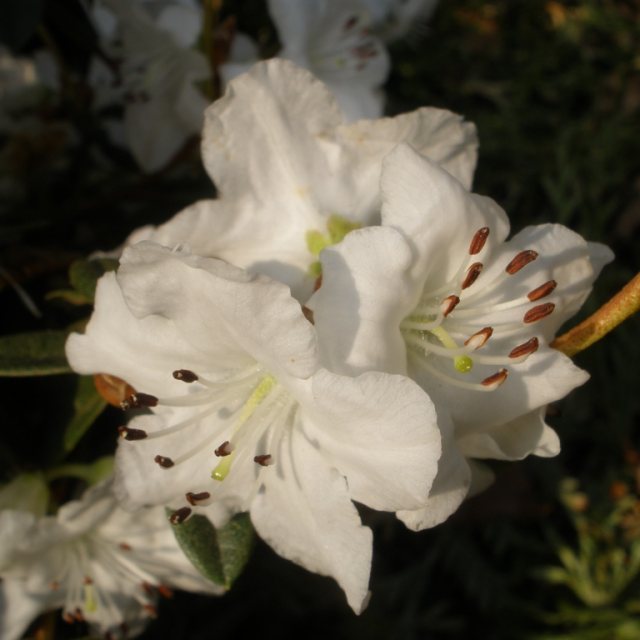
[306,214,362,277]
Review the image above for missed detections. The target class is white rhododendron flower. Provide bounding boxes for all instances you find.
[309,144,614,530]
[90,0,209,172]
[0,475,219,640]
[137,59,477,300]
[222,0,390,121]
[360,0,440,41]
[65,242,441,612]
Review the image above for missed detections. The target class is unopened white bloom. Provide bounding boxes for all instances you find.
[310,144,614,529]
[90,0,210,172]
[137,59,477,301]
[0,475,219,640]
[65,241,441,612]
[222,0,390,121]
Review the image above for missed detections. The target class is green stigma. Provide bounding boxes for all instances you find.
[454,355,474,373]
[211,375,277,481]
[430,326,474,374]
[84,583,97,613]
[212,453,234,481]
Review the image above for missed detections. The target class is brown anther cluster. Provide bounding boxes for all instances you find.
[173,369,198,383]
[118,426,148,441]
[168,507,192,525]
[154,455,174,468]
[121,392,158,410]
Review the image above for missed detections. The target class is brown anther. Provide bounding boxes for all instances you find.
[63,612,75,624]
[118,426,148,441]
[154,455,174,468]
[461,262,483,289]
[527,279,557,301]
[83,576,93,585]
[121,392,158,410]
[74,608,85,622]
[441,295,460,317]
[509,337,539,359]
[302,305,315,324]
[313,274,323,292]
[464,327,493,350]
[254,454,273,467]
[523,303,555,324]
[505,250,538,274]
[119,542,132,551]
[143,604,158,617]
[469,227,490,255]
[186,491,211,506]
[481,369,509,388]
[214,441,233,457]
[50,580,61,591]
[141,581,154,595]
[173,369,198,383]
[169,506,192,525]
[158,585,174,599]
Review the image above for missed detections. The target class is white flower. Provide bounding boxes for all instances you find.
[360,0,440,42]
[65,241,441,612]
[90,0,210,172]
[138,59,477,301]
[222,0,390,121]
[309,144,614,530]
[0,475,219,640]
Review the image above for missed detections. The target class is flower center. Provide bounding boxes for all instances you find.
[119,366,296,524]
[400,226,557,392]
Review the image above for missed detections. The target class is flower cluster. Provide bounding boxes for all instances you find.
[60,58,612,619]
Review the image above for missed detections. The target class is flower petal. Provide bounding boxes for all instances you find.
[457,408,560,460]
[380,144,509,288]
[0,577,54,640]
[306,369,441,512]
[396,414,471,530]
[66,272,213,397]
[251,426,373,613]
[117,242,318,380]
[310,225,416,375]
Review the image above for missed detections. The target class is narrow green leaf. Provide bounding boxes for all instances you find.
[46,289,93,305]
[63,376,107,453]
[171,512,254,588]
[69,258,118,302]
[0,330,70,376]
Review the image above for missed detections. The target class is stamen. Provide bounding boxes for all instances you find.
[143,604,158,617]
[173,369,198,383]
[481,369,509,389]
[214,441,234,457]
[154,455,174,468]
[119,543,132,552]
[168,507,192,525]
[441,295,460,317]
[118,426,148,440]
[527,279,557,301]
[509,337,539,358]
[469,227,490,255]
[506,250,538,274]
[302,305,315,324]
[464,327,493,350]
[121,392,158,410]
[254,454,273,467]
[63,612,75,624]
[186,491,211,506]
[462,262,483,289]
[523,303,555,324]
[83,580,97,613]
[75,609,85,622]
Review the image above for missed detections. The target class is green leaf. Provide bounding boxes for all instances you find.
[46,289,93,305]
[0,330,71,376]
[63,376,107,453]
[69,258,118,302]
[171,512,254,588]
[46,456,114,485]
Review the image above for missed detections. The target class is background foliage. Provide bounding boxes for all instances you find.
[1,1,639,638]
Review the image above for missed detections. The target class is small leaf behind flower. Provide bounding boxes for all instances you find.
[69,258,119,302]
[63,376,107,453]
[170,512,254,588]
[0,330,70,376]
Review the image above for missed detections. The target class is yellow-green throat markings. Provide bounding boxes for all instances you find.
[306,215,362,277]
